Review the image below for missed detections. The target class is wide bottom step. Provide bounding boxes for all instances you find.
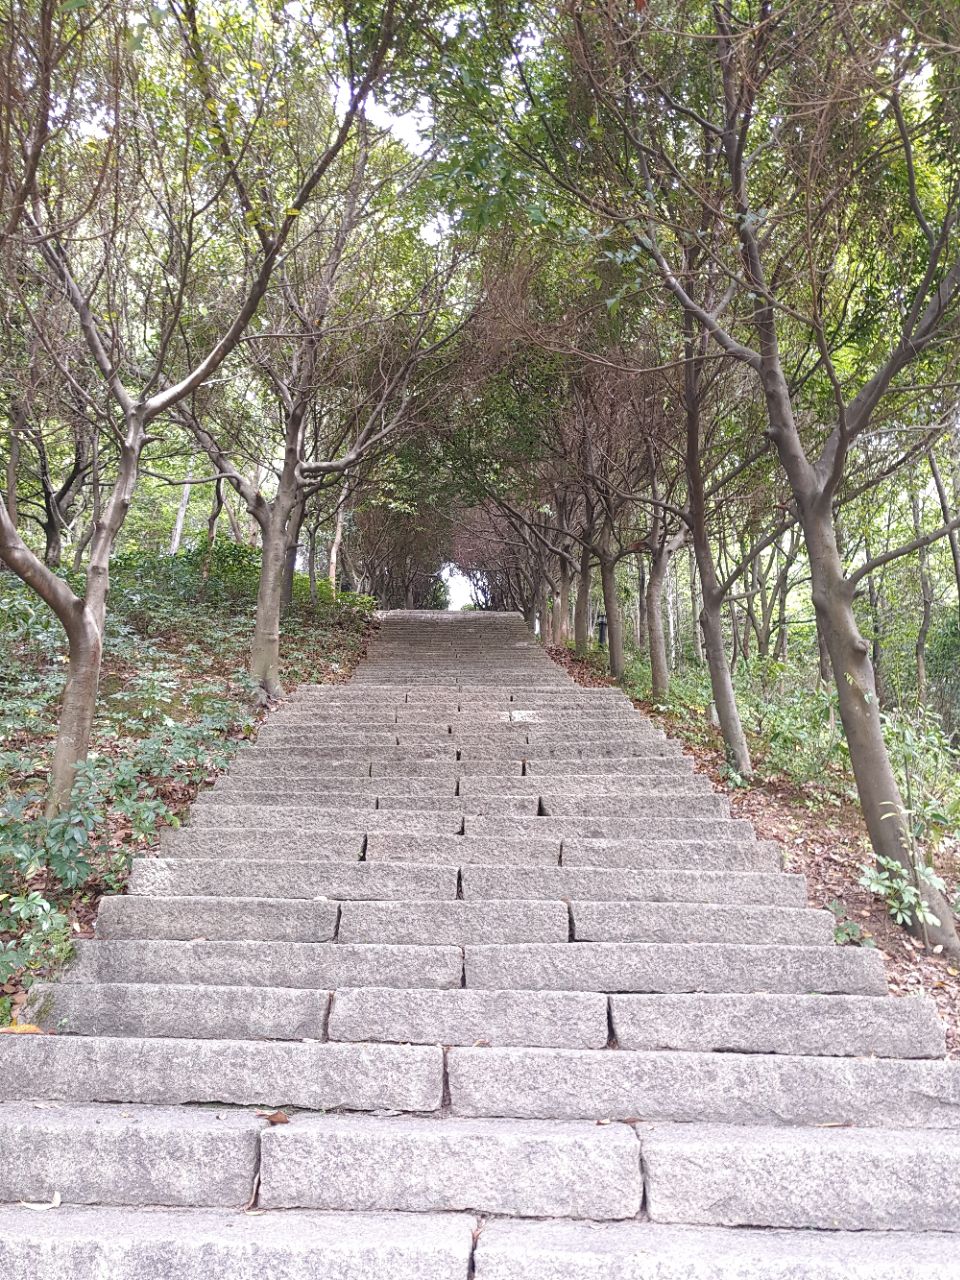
[1,1207,958,1280]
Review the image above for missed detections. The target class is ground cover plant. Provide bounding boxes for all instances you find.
[0,545,374,1022]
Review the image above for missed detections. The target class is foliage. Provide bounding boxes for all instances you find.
[859,855,949,930]
[0,545,374,1011]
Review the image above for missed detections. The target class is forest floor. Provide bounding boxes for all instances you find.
[548,646,960,1057]
[0,567,376,1024]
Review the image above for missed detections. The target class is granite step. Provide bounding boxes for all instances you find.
[473,1219,960,1279]
[446,1045,960,1126]
[610,992,946,1057]
[24,981,331,1040]
[641,1123,959,1230]
[62,939,463,989]
[570,902,833,945]
[128,858,459,899]
[0,1104,260,1207]
[337,900,569,945]
[258,1114,641,1219]
[459,866,807,906]
[95,895,341,942]
[0,1036,443,1110]
[0,1205,476,1278]
[327,987,608,1048]
[463,942,887,994]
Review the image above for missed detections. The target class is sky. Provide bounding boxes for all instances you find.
[442,565,474,610]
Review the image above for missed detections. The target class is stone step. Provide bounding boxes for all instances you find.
[129,857,459,899]
[466,816,752,841]
[641,1123,959,1231]
[460,777,709,800]
[523,758,693,775]
[63,939,463,989]
[464,942,887,994]
[561,838,777,871]
[25,981,330,1040]
[0,1205,475,1278]
[95,896,341,942]
[473,1219,960,1279]
[570,902,833,945]
[0,1036,442,1110]
[160,829,363,860]
[460,866,806,906]
[338,900,569,945]
[447,1046,960,1126]
[541,794,730,817]
[364,834,561,865]
[610,992,946,1057]
[188,807,463,833]
[0,1104,259,1207]
[327,987,608,1048]
[258,1114,641,1219]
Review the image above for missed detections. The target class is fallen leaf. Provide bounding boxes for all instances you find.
[0,1024,44,1035]
[255,1109,289,1125]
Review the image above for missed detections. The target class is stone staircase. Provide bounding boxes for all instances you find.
[3,610,959,1278]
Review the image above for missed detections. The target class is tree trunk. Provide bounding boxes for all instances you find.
[169,458,194,554]
[574,543,591,654]
[599,551,625,679]
[329,481,349,590]
[46,614,102,816]
[280,503,304,609]
[5,415,20,527]
[308,528,319,604]
[250,517,288,699]
[806,503,959,954]
[689,546,703,663]
[43,521,63,568]
[912,494,932,706]
[929,452,960,627]
[556,558,572,644]
[646,555,670,700]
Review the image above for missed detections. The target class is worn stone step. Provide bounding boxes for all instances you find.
[447,1046,960,1126]
[473,1218,960,1279]
[571,902,833,945]
[327,987,607,1048]
[129,857,459,900]
[188,806,463,833]
[541,794,729,818]
[460,866,806,906]
[338,900,569,945]
[610,992,946,1057]
[466,816,752,842]
[364,833,561,866]
[259,1114,640,1219]
[561,838,777,872]
[207,777,454,798]
[159,828,363,860]
[0,1036,443,1111]
[63,939,463,989]
[642,1123,959,1231]
[95,896,340,942]
[0,1205,475,1279]
[0,1103,259,1207]
[380,794,539,815]
[524,758,694,775]
[25,981,330,1040]
[464,942,887,995]
[460,777,709,800]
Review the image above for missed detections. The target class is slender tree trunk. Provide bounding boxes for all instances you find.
[689,546,704,663]
[599,552,625,679]
[280,502,304,609]
[929,452,960,626]
[5,414,20,527]
[636,557,648,653]
[646,555,670,700]
[556,559,572,644]
[43,521,63,568]
[308,528,319,604]
[250,511,289,699]
[912,494,932,705]
[169,457,194,554]
[805,499,959,953]
[329,481,349,590]
[574,543,591,654]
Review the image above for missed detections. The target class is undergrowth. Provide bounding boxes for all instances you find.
[0,542,375,1019]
